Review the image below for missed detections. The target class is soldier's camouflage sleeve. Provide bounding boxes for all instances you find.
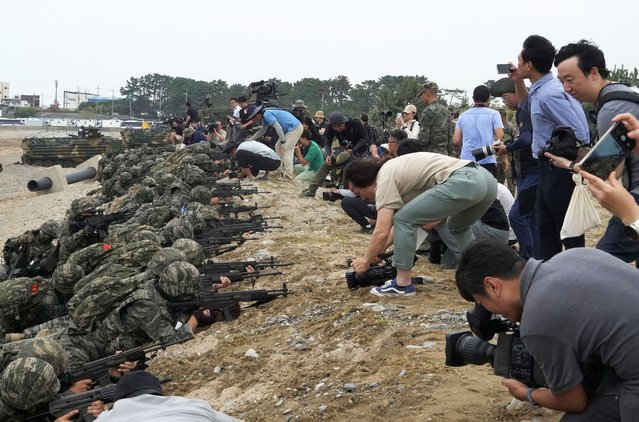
[120,300,193,344]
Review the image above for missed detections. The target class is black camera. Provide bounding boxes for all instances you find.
[444,304,546,388]
[471,141,502,160]
[322,191,343,202]
[537,126,580,161]
[379,110,393,120]
[249,80,280,105]
[345,252,420,289]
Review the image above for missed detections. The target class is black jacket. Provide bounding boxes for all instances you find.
[323,119,369,157]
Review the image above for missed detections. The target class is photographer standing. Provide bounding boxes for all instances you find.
[456,240,639,420]
[452,85,504,178]
[247,105,303,179]
[493,78,540,259]
[396,104,420,139]
[301,111,369,197]
[509,35,590,260]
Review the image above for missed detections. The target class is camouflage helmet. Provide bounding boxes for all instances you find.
[17,338,69,376]
[158,172,177,188]
[147,247,188,278]
[171,238,205,266]
[163,218,194,244]
[130,165,142,178]
[52,263,85,295]
[194,153,211,167]
[158,261,201,299]
[36,219,60,241]
[119,171,133,183]
[182,165,206,187]
[131,229,163,245]
[181,155,197,166]
[70,198,96,216]
[0,357,60,409]
[134,185,155,204]
[189,186,211,205]
[141,176,157,188]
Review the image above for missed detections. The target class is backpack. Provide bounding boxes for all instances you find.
[66,272,148,332]
[595,87,639,189]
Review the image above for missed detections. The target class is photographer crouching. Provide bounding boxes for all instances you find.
[347,152,496,296]
[455,240,639,420]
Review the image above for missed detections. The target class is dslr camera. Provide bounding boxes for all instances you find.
[322,191,343,202]
[445,304,546,388]
[344,252,420,289]
[471,141,503,161]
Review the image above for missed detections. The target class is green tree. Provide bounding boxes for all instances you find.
[609,65,639,87]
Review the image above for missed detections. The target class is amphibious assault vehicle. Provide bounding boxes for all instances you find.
[21,127,123,167]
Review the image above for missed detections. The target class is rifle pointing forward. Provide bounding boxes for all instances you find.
[201,269,283,289]
[168,283,293,318]
[200,256,292,273]
[60,338,189,388]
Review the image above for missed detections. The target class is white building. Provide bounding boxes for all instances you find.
[0,82,9,102]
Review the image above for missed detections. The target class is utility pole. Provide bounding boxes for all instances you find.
[111,88,115,115]
[185,90,188,103]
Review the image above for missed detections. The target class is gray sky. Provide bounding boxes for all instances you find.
[3,0,638,107]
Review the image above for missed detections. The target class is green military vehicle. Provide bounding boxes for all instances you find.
[21,127,123,168]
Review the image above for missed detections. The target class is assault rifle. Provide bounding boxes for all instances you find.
[198,220,281,238]
[201,256,292,273]
[70,210,135,241]
[26,376,171,421]
[196,234,245,256]
[211,185,270,198]
[201,269,284,289]
[218,202,271,218]
[168,283,293,319]
[60,337,190,388]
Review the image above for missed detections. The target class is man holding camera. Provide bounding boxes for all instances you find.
[492,78,540,259]
[455,240,639,420]
[509,35,590,260]
[453,85,504,178]
[301,111,368,197]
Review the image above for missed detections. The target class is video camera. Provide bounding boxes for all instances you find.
[344,252,421,289]
[444,304,546,388]
[471,141,502,161]
[322,191,343,202]
[249,80,280,106]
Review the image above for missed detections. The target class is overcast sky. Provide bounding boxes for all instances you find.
[3,0,638,107]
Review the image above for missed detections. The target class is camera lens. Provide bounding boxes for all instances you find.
[621,135,627,141]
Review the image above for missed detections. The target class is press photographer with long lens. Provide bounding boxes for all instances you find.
[455,240,639,420]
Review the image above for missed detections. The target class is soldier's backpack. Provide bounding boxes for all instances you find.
[66,273,148,332]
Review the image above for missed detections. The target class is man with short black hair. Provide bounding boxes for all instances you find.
[509,35,590,260]
[453,85,504,177]
[456,240,639,420]
[553,40,639,266]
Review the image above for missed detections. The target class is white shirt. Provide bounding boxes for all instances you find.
[401,120,420,139]
[496,183,516,241]
[238,140,280,161]
[94,394,239,422]
[232,105,241,119]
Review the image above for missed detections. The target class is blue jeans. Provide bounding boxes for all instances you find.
[509,174,539,259]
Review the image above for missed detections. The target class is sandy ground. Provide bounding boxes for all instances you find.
[0,128,613,421]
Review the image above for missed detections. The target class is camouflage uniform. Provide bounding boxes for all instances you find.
[499,120,518,195]
[60,261,199,368]
[57,198,101,266]
[1,219,60,279]
[0,357,60,421]
[418,100,453,156]
[0,276,53,334]
[1,338,69,376]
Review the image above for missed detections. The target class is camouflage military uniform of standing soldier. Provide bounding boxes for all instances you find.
[417,81,454,156]
[498,110,518,195]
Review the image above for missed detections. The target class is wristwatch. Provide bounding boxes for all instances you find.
[525,387,538,406]
[624,219,639,241]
